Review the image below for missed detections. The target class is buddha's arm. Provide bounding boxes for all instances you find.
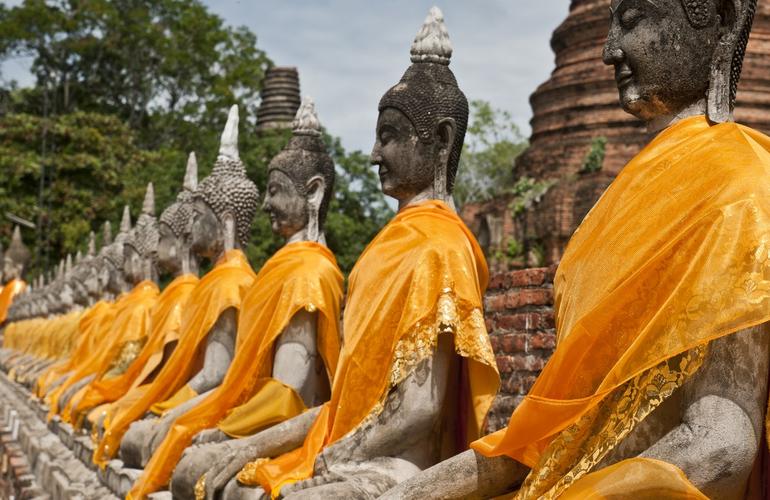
[201,407,321,499]
[378,449,527,500]
[188,307,237,394]
[639,324,770,499]
[314,333,455,472]
[272,309,324,407]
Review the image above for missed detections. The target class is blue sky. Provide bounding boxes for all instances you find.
[1,1,570,154]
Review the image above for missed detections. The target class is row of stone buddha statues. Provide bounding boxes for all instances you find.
[1,1,769,498]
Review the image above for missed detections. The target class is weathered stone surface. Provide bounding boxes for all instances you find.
[256,67,301,132]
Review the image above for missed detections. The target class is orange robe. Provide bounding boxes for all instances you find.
[72,274,198,428]
[46,300,119,418]
[95,250,255,465]
[472,116,770,498]
[242,201,500,496]
[47,282,158,423]
[128,242,344,497]
[0,279,26,324]
[37,300,113,397]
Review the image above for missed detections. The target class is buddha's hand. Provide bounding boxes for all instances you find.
[193,428,228,445]
[277,469,346,497]
[205,445,259,499]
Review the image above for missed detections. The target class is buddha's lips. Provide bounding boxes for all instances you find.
[616,67,634,88]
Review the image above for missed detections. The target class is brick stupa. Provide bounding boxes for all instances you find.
[256,67,301,133]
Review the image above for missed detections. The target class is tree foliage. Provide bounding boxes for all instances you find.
[0,0,393,277]
[453,100,528,208]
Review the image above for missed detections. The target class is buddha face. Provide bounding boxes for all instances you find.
[84,267,101,298]
[2,256,21,282]
[101,259,127,295]
[263,170,308,239]
[371,107,439,202]
[603,0,720,121]
[124,244,144,284]
[191,199,224,259]
[157,223,182,275]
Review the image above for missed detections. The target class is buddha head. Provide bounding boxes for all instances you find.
[158,152,198,275]
[100,206,132,295]
[124,183,160,284]
[263,97,335,242]
[3,226,30,283]
[192,105,259,260]
[372,6,468,206]
[71,231,98,305]
[603,0,758,124]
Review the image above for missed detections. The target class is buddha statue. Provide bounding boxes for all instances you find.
[115,105,258,472]
[86,153,202,449]
[64,184,162,427]
[137,97,347,499]
[0,226,30,325]
[383,1,770,499]
[195,8,499,500]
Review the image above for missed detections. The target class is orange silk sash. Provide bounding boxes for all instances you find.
[245,201,500,495]
[37,300,111,397]
[472,117,770,494]
[63,281,159,425]
[95,250,255,465]
[0,279,26,324]
[129,242,344,498]
[71,275,197,426]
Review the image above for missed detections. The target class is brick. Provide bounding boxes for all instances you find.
[484,294,506,313]
[511,354,545,372]
[529,332,556,350]
[488,273,509,290]
[496,312,542,331]
[541,311,556,329]
[488,335,500,352]
[508,268,547,288]
[500,333,527,354]
[504,288,553,309]
[495,355,514,375]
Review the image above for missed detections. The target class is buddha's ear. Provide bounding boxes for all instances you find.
[305,175,326,242]
[222,211,237,251]
[708,0,751,123]
[436,117,457,164]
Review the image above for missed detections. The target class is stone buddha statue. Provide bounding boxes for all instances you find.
[383,1,770,499]
[124,183,161,286]
[162,97,344,499]
[117,105,259,470]
[196,8,499,500]
[0,226,30,325]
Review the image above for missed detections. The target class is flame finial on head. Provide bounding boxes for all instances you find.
[65,254,73,276]
[87,231,96,257]
[292,96,322,137]
[103,221,113,246]
[219,105,240,161]
[142,183,155,216]
[120,206,132,234]
[410,6,452,65]
[184,152,198,192]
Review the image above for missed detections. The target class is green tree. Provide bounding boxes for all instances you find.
[0,112,162,275]
[453,100,528,208]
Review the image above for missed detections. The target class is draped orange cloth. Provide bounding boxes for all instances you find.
[472,116,770,498]
[95,250,255,465]
[46,300,119,418]
[244,201,500,495]
[0,279,26,324]
[37,300,112,398]
[62,281,159,426]
[128,242,344,498]
[70,275,198,428]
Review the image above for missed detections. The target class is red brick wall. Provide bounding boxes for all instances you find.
[484,266,556,432]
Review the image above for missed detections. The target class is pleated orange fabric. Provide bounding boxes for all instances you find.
[63,281,159,426]
[128,242,344,498]
[0,279,26,324]
[243,201,500,496]
[94,250,255,466]
[46,299,119,419]
[472,116,770,496]
[37,300,112,398]
[70,275,198,428]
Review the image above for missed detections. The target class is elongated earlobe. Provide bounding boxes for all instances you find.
[305,176,326,242]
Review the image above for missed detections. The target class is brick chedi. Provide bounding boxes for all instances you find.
[463,0,770,266]
[256,67,301,133]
